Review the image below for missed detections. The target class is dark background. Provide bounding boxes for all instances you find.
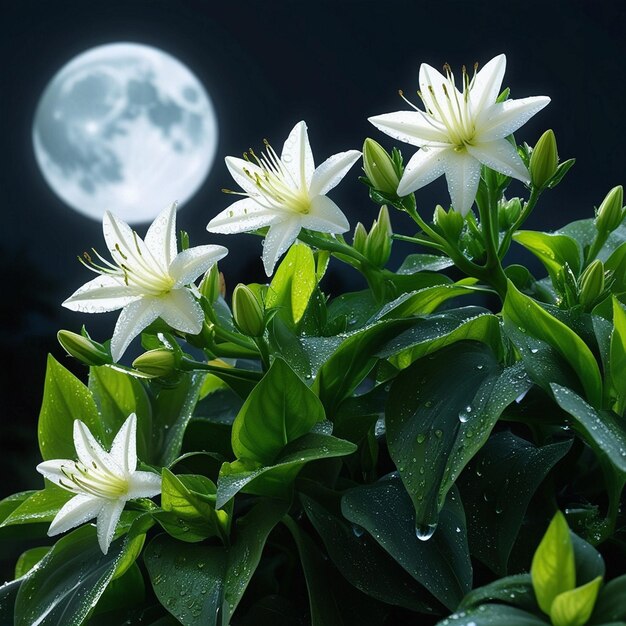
[0,0,624,570]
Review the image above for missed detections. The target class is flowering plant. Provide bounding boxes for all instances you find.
[2,54,626,626]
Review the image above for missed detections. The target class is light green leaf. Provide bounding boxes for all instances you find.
[503,280,603,407]
[458,573,538,612]
[531,511,576,615]
[232,358,325,465]
[397,253,455,274]
[610,297,626,412]
[266,242,316,326]
[513,230,581,282]
[551,576,603,626]
[14,547,51,579]
[38,354,102,461]
[0,482,72,527]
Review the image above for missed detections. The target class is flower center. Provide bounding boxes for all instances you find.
[224,141,312,215]
[60,460,129,499]
[81,233,176,297]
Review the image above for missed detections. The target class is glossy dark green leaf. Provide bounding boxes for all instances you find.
[341,474,471,611]
[217,432,356,507]
[14,525,133,626]
[231,358,325,465]
[458,432,572,575]
[458,573,539,612]
[0,579,21,624]
[38,354,102,461]
[301,493,441,613]
[386,341,531,531]
[0,483,72,528]
[378,306,502,368]
[14,546,51,578]
[92,562,145,617]
[503,280,603,407]
[571,533,605,584]
[283,516,344,626]
[435,604,549,626]
[89,365,153,461]
[397,253,455,274]
[144,499,288,626]
[559,218,626,262]
[590,575,626,624]
[513,230,581,282]
[153,372,206,466]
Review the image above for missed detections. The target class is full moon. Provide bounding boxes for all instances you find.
[32,43,218,223]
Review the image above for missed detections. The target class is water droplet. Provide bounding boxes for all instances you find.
[415,522,437,541]
[416,433,426,444]
[434,429,443,438]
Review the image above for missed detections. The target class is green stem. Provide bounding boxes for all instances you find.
[585,230,609,266]
[253,336,271,372]
[297,230,369,265]
[180,357,262,381]
[392,233,446,252]
[478,185,509,301]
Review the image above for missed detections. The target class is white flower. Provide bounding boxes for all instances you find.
[369,54,550,216]
[63,203,228,361]
[36,414,161,554]
[207,121,361,275]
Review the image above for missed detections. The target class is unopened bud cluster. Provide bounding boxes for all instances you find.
[352,205,393,267]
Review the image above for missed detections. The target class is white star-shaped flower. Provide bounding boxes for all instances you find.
[369,54,550,215]
[63,204,228,361]
[206,121,361,275]
[36,414,161,554]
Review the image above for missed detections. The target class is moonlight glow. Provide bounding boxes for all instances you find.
[32,43,218,223]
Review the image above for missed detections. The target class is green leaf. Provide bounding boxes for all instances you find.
[14,525,135,626]
[89,365,153,461]
[0,483,72,527]
[396,253,455,274]
[513,230,581,282]
[38,354,102,460]
[590,574,626,623]
[503,280,603,407]
[266,242,317,326]
[0,580,21,624]
[435,603,550,626]
[153,372,206,466]
[559,218,626,262]
[283,516,344,626]
[531,511,576,615]
[14,546,51,578]
[458,573,539,612]
[341,474,472,611]
[378,306,502,368]
[231,358,325,465]
[144,499,288,626]
[0,492,35,524]
[551,384,626,480]
[156,469,224,543]
[551,576,603,626]
[605,242,626,293]
[301,492,440,613]
[386,341,531,530]
[458,432,572,575]
[92,562,145,617]
[610,297,626,411]
[217,432,356,507]
[571,533,605,585]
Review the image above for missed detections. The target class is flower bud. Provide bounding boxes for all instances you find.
[498,197,522,230]
[199,264,222,303]
[595,185,624,234]
[365,205,393,267]
[132,348,179,378]
[530,129,559,189]
[57,330,111,366]
[353,222,368,255]
[433,204,465,242]
[579,260,605,309]
[362,138,400,195]
[232,284,265,337]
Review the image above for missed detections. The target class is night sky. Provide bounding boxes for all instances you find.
[1,0,625,500]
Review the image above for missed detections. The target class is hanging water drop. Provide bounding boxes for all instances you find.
[415,522,438,541]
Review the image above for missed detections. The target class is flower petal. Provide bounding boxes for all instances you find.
[419,62,462,118]
[63,275,139,313]
[207,198,280,234]
[110,414,137,475]
[225,156,266,196]
[397,147,448,196]
[96,499,125,554]
[127,471,162,499]
[262,219,301,276]
[368,111,450,148]
[110,299,163,362]
[477,96,551,142]
[159,288,205,334]
[280,121,315,189]
[443,151,482,216]
[466,139,530,182]
[301,196,349,233]
[309,150,361,197]
[170,245,228,288]
[48,494,103,537]
[144,203,178,269]
[103,211,149,262]
[37,459,80,492]
[73,420,122,475]
[469,54,507,113]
